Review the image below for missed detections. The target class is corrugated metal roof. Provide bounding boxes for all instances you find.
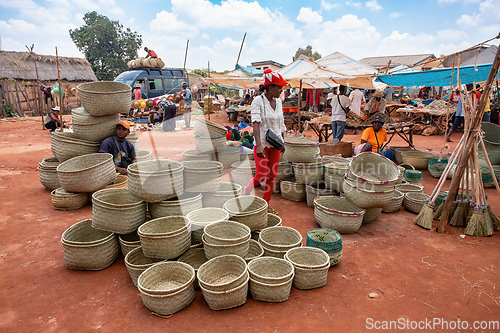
[317,52,376,75]
[359,54,435,69]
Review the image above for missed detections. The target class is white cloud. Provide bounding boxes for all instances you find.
[149,11,199,37]
[201,33,210,39]
[366,0,382,11]
[389,12,403,18]
[437,29,468,41]
[297,7,323,25]
[456,13,480,26]
[437,0,460,3]
[321,0,340,10]
[376,30,437,56]
[346,1,362,8]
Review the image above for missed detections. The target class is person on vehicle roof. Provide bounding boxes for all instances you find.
[144,47,158,58]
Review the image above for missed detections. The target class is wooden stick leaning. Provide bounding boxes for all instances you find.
[478,135,500,196]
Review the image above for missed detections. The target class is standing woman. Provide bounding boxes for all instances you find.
[243,69,288,212]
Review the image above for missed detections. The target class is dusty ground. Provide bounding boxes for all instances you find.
[1,113,499,333]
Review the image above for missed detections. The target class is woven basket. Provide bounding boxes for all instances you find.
[50,132,101,162]
[203,182,241,208]
[125,246,165,286]
[247,257,294,303]
[349,152,399,185]
[212,147,241,169]
[71,107,119,142]
[306,228,342,266]
[285,247,329,290]
[404,170,422,181]
[404,192,430,214]
[136,150,153,163]
[280,178,306,202]
[401,150,435,170]
[61,219,119,270]
[182,149,212,162]
[57,153,116,193]
[51,188,88,210]
[203,221,251,245]
[240,152,254,161]
[322,155,350,163]
[283,137,320,163]
[91,188,147,234]
[305,182,337,208]
[382,189,405,213]
[395,184,424,195]
[230,160,256,186]
[249,276,293,303]
[39,157,61,190]
[149,193,203,219]
[258,226,302,253]
[251,213,282,240]
[223,196,268,231]
[127,160,184,202]
[291,158,327,185]
[126,132,139,152]
[324,162,349,191]
[313,196,365,234]
[186,208,230,244]
[197,255,248,292]
[202,234,250,260]
[428,162,447,178]
[276,158,293,181]
[177,248,208,289]
[343,178,394,209]
[99,174,128,191]
[194,134,226,153]
[362,207,383,224]
[481,122,500,152]
[244,239,264,262]
[118,231,141,257]
[77,81,132,116]
[394,148,415,164]
[199,275,249,311]
[138,216,191,259]
[194,118,227,137]
[396,166,405,184]
[182,160,222,192]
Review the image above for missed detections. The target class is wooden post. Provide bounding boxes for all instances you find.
[33,55,44,127]
[207,60,211,121]
[236,32,247,69]
[297,79,303,132]
[3,79,12,114]
[55,47,63,130]
[16,83,33,114]
[183,40,189,83]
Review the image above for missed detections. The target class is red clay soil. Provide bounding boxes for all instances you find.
[1,113,500,333]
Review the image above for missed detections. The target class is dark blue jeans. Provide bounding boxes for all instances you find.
[332,121,346,141]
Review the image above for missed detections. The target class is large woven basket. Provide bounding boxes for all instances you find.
[183,161,223,192]
[404,192,430,214]
[394,148,415,164]
[230,160,256,186]
[118,231,141,257]
[276,157,293,181]
[223,196,268,231]
[50,132,101,162]
[203,182,241,208]
[244,239,264,262]
[305,182,337,208]
[247,257,294,303]
[324,162,349,191]
[349,152,399,185]
[39,156,61,190]
[177,248,208,289]
[194,118,227,137]
[203,221,251,245]
[91,188,147,234]
[199,275,249,311]
[283,137,320,163]
[481,122,500,151]
[292,158,328,185]
[306,228,342,266]
[51,188,88,210]
[197,254,248,292]
[125,246,165,286]
[182,149,212,162]
[71,107,119,142]
[285,247,329,290]
[401,150,435,170]
[149,193,203,219]
[127,160,184,202]
[186,207,230,244]
[343,178,394,209]
[57,153,116,193]
[258,226,302,254]
[202,234,250,260]
[362,207,383,224]
[313,196,365,234]
[212,147,241,169]
[61,219,119,270]
[280,178,306,202]
[126,132,139,152]
[77,81,132,116]
[97,174,128,191]
[382,189,405,213]
[138,216,191,259]
[136,150,153,163]
[194,134,226,153]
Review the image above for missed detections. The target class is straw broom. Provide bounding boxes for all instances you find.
[478,135,500,230]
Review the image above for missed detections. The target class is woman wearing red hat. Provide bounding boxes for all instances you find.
[243,69,288,212]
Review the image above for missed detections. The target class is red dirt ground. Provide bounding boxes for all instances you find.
[1,113,499,333]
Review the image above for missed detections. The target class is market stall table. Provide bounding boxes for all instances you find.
[397,107,454,134]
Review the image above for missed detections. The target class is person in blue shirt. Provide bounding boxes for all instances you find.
[181,82,192,128]
[445,93,464,142]
[99,121,136,175]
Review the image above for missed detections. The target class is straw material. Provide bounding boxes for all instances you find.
[183,161,223,192]
[322,155,350,163]
[382,189,405,213]
[98,174,128,191]
[305,182,337,208]
[230,160,256,186]
[149,193,203,219]
[404,170,422,181]
[57,153,116,193]
[182,149,212,162]
[77,81,132,116]
[292,158,328,185]
[481,122,500,152]
[39,157,61,190]
[203,221,251,245]
[276,159,293,181]
[118,231,141,257]
[51,188,88,210]
[349,152,399,184]
[394,148,415,164]
[138,216,191,259]
[136,150,153,163]
[240,152,254,161]
[285,247,329,290]
[177,248,208,289]
[404,192,430,214]
[244,239,264,262]
[194,134,226,153]
[362,207,383,224]
[138,261,195,295]
[251,213,282,240]
[343,178,394,209]
[280,178,306,202]
[212,147,241,169]
[247,257,294,303]
[324,162,349,191]
[306,228,342,266]
[223,196,268,231]
[127,160,184,202]
[71,107,119,142]
[197,255,248,292]
[61,219,119,270]
[249,276,293,303]
[313,196,365,234]
[186,208,230,244]
[283,137,320,163]
[199,275,249,311]
[194,118,227,137]
[202,234,250,260]
[50,132,101,162]
[396,166,405,184]
[125,246,165,286]
[258,226,302,252]
[203,182,241,208]
[401,150,435,170]
[395,183,424,195]
[126,132,139,152]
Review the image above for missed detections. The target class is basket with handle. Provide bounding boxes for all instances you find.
[223,196,268,231]
[283,137,320,163]
[50,132,101,162]
[401,150,435,170]
[71,107,120,142]
[38,156,61,190]
[118,231,141,257]
[343,177,394,209]
[177,248,208,289]
[404,192,430,214]
[194,118,228,137]
[212,147,241,169]
[124,246,165,286]
[285,247,329,290]
[194,134,226,153]
[182,149,212,162]
[149,192,203,219]
[51,188,88,211]
[77,81,132,116]
[203,182,241,208]
[313,196,365,234]
[186,207,230,244]
[382,189,405,213]
[292,157,329,185]
[306,228,343,266]
[182,160,223,192]
[280,178,306,202]
[305,182,337,208]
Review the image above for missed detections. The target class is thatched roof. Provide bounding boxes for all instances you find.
[0,51,97,82]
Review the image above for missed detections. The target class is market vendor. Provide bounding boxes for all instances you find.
[44,106,62,132]
[99,120,136,175]
[240,94,252,106]
[363,90,386,117]
[354,115,387,154]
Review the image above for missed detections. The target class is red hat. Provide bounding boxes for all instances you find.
[263,68,288,87]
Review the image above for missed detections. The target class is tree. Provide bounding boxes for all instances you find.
[70,11,142,81]
[293,45,321,61]
[191,69,239,98]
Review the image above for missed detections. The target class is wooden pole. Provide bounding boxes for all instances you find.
[55,47,63,130]
[207,60,211,121]
[297,80,303,132]
[16,83,34,113]
[33,55,44,127]
[235,32,247,69]
[183,40,189,83]
[3,79,13,114]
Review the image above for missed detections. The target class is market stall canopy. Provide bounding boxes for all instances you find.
[317,52,377,76]
[376,63,500,87]
[205,72,262,89]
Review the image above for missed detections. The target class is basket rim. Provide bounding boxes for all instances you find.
[125,246,165,269]
[138,216,191,237]
[284,246,330,269]
[91,188,144,207]
[198,274,249,295]
[203,221,251,243]
[344,177,395,194]
[306,228,342,243]
[223,195,268,216]
[258,226,303,249]
[284,137,319,146]
[313,195,365,216]
[137,261,195,295]
[247,256,294,282]
[197,254,248,289]
[77,81,132,95]
[348,152,399,184]
[201,233,250,248]
[248,275,294,288]
[57,153,113,174]
[245,239,264,261]
[194,134,226,139]
[61,219,115,245]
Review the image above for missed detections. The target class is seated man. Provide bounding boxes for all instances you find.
[354,115,387,154]
[364,90,386,117]
[99,121,136,175]
[44,106,63,132]
[240,94,252,106]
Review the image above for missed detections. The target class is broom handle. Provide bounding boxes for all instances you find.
[479,135,500,196]
[430,136,465,201]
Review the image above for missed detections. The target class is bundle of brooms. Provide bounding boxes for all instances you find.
[415,46,500,235]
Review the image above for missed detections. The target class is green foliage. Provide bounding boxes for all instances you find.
[293,45,321,61]
[190,69,239,98]
[69,11,142,81]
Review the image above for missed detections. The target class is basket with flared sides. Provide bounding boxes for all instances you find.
[50,132,101,162]
[306,228,342,266]
[203,182,241,208]
[39,156,61,190]
[283,137,320,163]
[285,247,329,290]
[324,161,349,191]
[343,178,394,209]
[362,207,383,224]
[292,158,329,185]
[247,257,294,302]
[71,107,119,142]
[313,196,365,234]
[77,81,132,116]
[258,226,302,253]
[348,152,399,185]
[119,231,141,257]
[401,150,435,170]
[223,196,268,231]
[280,178,306,202]
[149,193,203,219]
[404,192,430,214]
[125,246,165,286]
[51,188,88,210]
[305,182,337,208]
[186,208,230,244]
[182,160,223,192]
[382,189,405,213]
[182,149,212,162]
[194,134,226,153]
[244,239,264,262]
[395,183,423,195]
[212,147,240,169]
[230,160,256,186]
[177,248,208,289]
[194,118,227,137]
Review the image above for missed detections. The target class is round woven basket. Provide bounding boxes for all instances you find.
[223,196,268,231]
[149,193,203,219]
[51,188,88,210]
[194,134,226,153]
[230,160,256,186]
[404,169,422,181]
[126,132,139,152]
[382,189,405,213]
[349,152,399,185]
[258,226,302,253]
[203,182,241,208]
[125,246,165,286]
[39,156,61,190]
[91,188,147,234]
[362,207,383,224]
[306,228,342,266]
[57,153,116,193]
[395,183,424,195]
[203,221,251,245]
[244,239,264,262]
[138,216,191,259]
[401,150,435,170]
[118,231,141,257]
[292,158,329,185]
[285,247,329,290]
[61,219,119,270]
[71,107,120,142]
[305,182,336,208]
[77,81,132,116]
[127,160,184,202]
[276,157,293,181]
[396,166,405,184]
[343,178,394,209]
[194,118,227,137]
[50,132,101,162]
[182,149,211,162]
[136,150,153,163]
[428,163,447,178]
[404,192,430,214]
[97,174,128,191]
[283,137,320,163]
[251,213,282,240]
[177,248,208,289]
[182,160,223,192]
[313,196,365,234]
[202,234,250,260]
[324,162,349,191]
[212,147,241,169]
[199,274,249,311]
[247,257,294,303]
[240,152,254,161]
[197,255,248,292]
[280,178,306,202]
[186,208,230,244]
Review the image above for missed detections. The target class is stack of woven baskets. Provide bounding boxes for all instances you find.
[193,118,227,153]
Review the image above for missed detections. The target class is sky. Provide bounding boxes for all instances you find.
[0,0,499,73]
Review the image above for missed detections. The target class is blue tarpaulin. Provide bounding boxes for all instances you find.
[376,63,499,87]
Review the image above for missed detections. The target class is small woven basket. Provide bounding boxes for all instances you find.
[306,228,342,266]
[305,182,337,208]
[125,246,165,286]
[194,118,227,137]
[382,189,405,213]
[182,149,212,162]
[138,216,191,259]
[186,208,230,244]
[395,183,424,195]
[404,170,422,182]
[203,221,251,245]
[194,134,226,153]
[77,81,132,116]
[258,226,302,253]
[244,239,264,262]
[51,188,88,210]
[324,162,349,191]
[280,178,306,202]
[343,178,394,209]
[247,257,294,303]
[202,234,250,260]
[203,182,241,208]
[283,137,320,163]
[404,192,430,214]
[182,160,223,192]
[212,147,240,169]
[223,196,268,231]
[177,248,208,289]
[71,107,119,142]
[118,231,141,257]
[136,150,153,163]
[39,156,61,190]
[313,196,365,234]
[285,247,329,290]
[199,275,249,311]
[197,255,248,292]
[251,213,282,240]
[292,158,328,185]
[50,132,101,162]
[401,150,435,170]
[149,193,203,219]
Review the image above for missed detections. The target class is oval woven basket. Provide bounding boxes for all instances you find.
[57,153,116,193]
[194,134,226,153]
[305,182,336,208]
[50,132,101,162]
[127,160,184,202]
[77,81,132,116]
[292,158,328,185]
[280,178,306,202]
[404,192,430,214]
[349,152,399,185]
[186,208,230,244]
[51,188,88,211]
[138,260,195,295]
[394,148,415,164]
[197,255,248,292]
[182,160,223,192]
[401,150,435,170]
[125,246,165,287]
[177,248,208,289]
[251,213,282,240]
[203,221,251,245]
[313,196,365,234]
[182,149,212,162]
[428,162,447,178]
[118,231,141,257]
[202,234,250,260]
[258,226,302,252]
[194,118,227,137]
[97,174,128,192]
[306,228,342,266]
[249,274,293,303]
[223,196,268,231]
[362,207,383,224]
[203,182,241,208]
[39,157,61,190]
[343,178,394,209]
[395,183,424,195]
[283,137,320,163]
[382,189,405,213]
[324,162,349,192]
[285,247,329,290]
[71,107,120,142]
[212,147,241,169]
[61,219,119,270]
[244,239,264,262]
[149,192,203,219]
[199,274,249,311]
[91,188,147,234]
[139,282,195,317]
[247,256,294,284]
[231,160,256,182]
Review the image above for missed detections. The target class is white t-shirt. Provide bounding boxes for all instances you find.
[349,89,365,116]
[330,95,351,122]
[251,95,286,149]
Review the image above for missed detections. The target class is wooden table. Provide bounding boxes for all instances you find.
[381,122,415,149]
[385,104,407,117]
[397,107,454,134]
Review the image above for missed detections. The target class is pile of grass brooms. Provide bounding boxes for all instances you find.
[415,46,500,236]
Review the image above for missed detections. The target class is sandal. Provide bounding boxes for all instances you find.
[267,207,278,215]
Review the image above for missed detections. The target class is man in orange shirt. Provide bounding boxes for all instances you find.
[144,47,158,58]
[354,115,387,154]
